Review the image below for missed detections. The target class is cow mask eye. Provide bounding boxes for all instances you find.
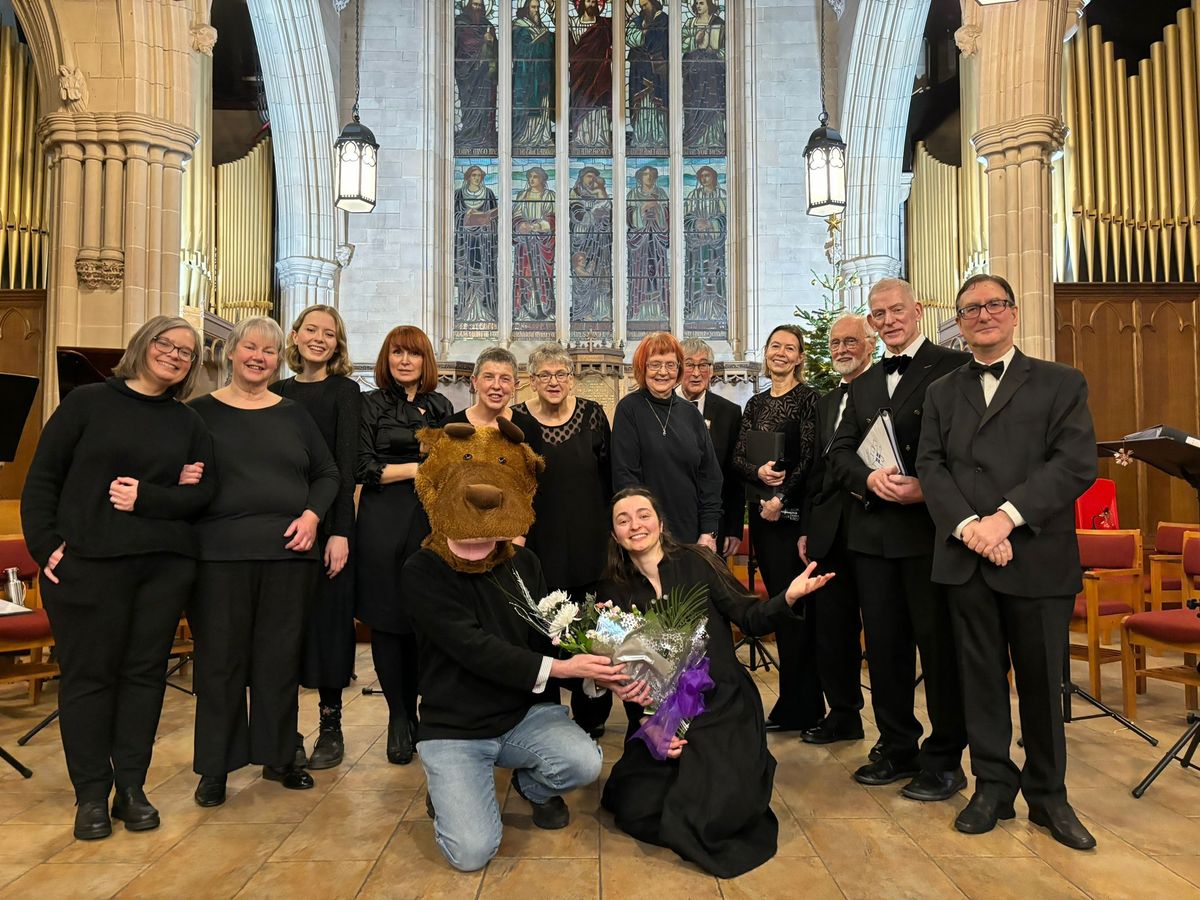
[463,453,472,461]
[497,457,506,464]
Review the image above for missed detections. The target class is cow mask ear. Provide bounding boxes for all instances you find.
[416,427,442,455]
[443,422,476,440]
[497,417,525,444]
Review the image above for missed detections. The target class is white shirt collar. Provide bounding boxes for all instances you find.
[676,386,706,413]
[884,334,925,359]
[973,345,1018,374]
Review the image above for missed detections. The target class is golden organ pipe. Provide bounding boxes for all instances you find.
[1101,37,1118,280]
[1141,58,1160,281]
[1075,25,1096,280]
[1151,41,1171,279]
[6,38,24,290]
[1089,26,1110,280]
[0,30,13,283]
[1179,8,1200,280]
[1128,74,1147,281]
[19,53,34,289]
[1114,56,1132,282]
[1164,25,1187,280]
[1063,39,1080,281]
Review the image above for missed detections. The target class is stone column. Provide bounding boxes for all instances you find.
[276,255,338,327]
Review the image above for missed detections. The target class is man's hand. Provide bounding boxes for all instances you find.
[324,535,349,578]
[697,533,717,552]
[866,466,903,502]
[551,654,627,683]
[759,496,782,522]
[109,477,139,512]
[722,535,741,557]
[284,510,321,553]
[963,511,1014,556]
[985,539,1013,567]
[178,462,204,485]
[798,535,809,565]
[42,542,66,585]
[885,473,924,505]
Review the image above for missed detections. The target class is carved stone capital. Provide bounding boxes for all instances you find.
[335,243,355,268]
[191,25,218,56]
[76,257,123,290]
[954,24,982,58]
[58,66,88,112]
[275,255,338,290]
[972,115,1066,163]
[333,0,352,12]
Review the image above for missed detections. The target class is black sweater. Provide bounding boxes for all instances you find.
[189,395,340,561]
[402,546,554,741]
[20,378,216,566]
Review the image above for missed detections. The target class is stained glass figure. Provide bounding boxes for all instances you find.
[512,0,556,157]
[453,160,501,337]
[625,1,669,155]
[454,1,500,156]
[626,159,670,336]
[569,159,614,335]
[682,0,726,155]
[512,161,557,338]
[568,0,614,156]
[683,159,728,336]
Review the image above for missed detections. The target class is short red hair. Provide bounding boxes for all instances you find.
[631,332,684,390]
[374,325,438,395]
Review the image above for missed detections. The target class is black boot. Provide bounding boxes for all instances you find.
[293,732,308,770]
[194,775,227,808]
[386,716,414,765]
[111,786,160,831]
[308,704,345,770]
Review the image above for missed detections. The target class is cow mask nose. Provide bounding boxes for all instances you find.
[464,483,503,510]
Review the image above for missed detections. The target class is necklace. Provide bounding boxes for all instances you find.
[643,394,674,436]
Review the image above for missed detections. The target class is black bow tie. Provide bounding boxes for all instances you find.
[968,359,1004,378]
[882,355,911,376]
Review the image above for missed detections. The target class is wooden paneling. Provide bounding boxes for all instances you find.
[1055,283,1200,540]
[0,291,45,500]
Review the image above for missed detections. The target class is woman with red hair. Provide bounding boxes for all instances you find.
[610,332,722,550]
[355,325,452,765]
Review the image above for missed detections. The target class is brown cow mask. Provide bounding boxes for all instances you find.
[415,419,545,573]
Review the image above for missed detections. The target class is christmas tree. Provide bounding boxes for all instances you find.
[795,216,864,394]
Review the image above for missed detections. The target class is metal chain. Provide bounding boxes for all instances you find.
[817,0,828,125]
[353,0,362,119]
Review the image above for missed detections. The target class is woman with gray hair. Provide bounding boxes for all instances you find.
[445,346,544,457]
[188,316,340,807]
[21,315,215,840]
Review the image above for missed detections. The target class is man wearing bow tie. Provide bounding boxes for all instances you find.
[829,278,970,801]
[917,274,1097,850]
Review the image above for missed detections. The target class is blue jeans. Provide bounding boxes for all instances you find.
[418,703,603,871]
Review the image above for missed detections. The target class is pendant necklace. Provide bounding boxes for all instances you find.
[644,394,673,436]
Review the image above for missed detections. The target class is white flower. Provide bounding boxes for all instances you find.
[548,602,580,637]
[537,590,571,617]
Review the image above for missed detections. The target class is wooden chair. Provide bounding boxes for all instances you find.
[1070,529,1143,701]
[1074,478,1119,529]
[1121,531,1200,718]
[0,538,58,703]
[1146,522,1200,612]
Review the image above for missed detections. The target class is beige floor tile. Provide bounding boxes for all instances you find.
[205,779,325,825]
[1,792,72,824]
[774,807,818,857]
[495,810,600,859]
[480,857,598,899]
[333,760,428,792]
[0,865,31,892]
[1158,855,1200,889]
[873,792,1034,859]
[937,857,1088,899]
[1067,786,1200,856]
[0,862,144,899]
[357,821,484,899]
[0,823,75,865]
[598,826,721,899]
[117,823,293,898]
[233,860,373,899]
[802,818,965,899]
[270,790,408,861]
[719,856,842,900]
[774,762,889,819]
[49,795,207,865]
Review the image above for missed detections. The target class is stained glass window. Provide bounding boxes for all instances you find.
[568,2,614,156]
[569,159,614,340]
[682,159,728,336]
[682,0,726,156]
[625,1,669,157]
[512,159,558,340]
[453,1,499,157]
[626,158,670,338]
[512,0,556,157]
[453,159,501,339]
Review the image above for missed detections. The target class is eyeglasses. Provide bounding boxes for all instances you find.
[646,361,679,373]
[533,370,572,384]
[828,338,861,350]
[683,361,713,372]
[956,298,1016,320]
[151,336,196,363]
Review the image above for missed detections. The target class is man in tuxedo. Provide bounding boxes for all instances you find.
[829,278,970,801]
[679,338,744,557]
[799,314,874,745]
[917,274,1097,850]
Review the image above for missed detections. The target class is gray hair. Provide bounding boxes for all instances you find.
[224,316,286,381]
[680,338,713,361]
[527,342,572,375]
[472,345,519,379]
[113,315,203,399]
[829,313,875,345]
[867,277,916,306]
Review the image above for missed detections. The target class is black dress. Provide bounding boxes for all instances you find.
[270,375,362,689]
[597,547,799,878]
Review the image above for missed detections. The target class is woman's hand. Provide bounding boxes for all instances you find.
[324,535,349,577]
[697,533,717,552]
[178,461,205,485]
[109,477,139,512]
[665,736,688,759]
[284,510,321,553]
[759,496,782,523]
[42,542,66,585]
[757,461,784,487]
[784,560,835,605]
[614,678,653,707]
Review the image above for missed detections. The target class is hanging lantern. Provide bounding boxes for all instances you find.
[804,112,846,217]
[335,0,377,213]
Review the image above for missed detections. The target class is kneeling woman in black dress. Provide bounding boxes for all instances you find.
[597,487,833,878]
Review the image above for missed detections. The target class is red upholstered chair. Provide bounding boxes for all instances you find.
[1070,529,1143,700]
[1075,478,1119,530]
[0,538,58,703]
[1146,522,1200,612]
[1121,531,1200,718]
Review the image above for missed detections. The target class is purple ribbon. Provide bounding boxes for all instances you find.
[632,655,713,761]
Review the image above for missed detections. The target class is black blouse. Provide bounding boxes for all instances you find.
[732,383,820,513]
[356,388,454,490]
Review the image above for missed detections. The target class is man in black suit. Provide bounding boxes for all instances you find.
[799,314,874,745]
[917,274,1097,850]
[829,278,970,801]
[680,338,744,557]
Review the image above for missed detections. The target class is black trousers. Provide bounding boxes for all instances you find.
[40,552,194,802]
[371,629,420,727]
[949,571,1074,806]
[749,512,824,729]
[809,539,864,730]
[854,552,966,773]
[191,559,318,776]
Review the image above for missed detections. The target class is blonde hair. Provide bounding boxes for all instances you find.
[113,315,202,399]
[527,342,573,376]
[285,305,353,377]
[224,317,286,382]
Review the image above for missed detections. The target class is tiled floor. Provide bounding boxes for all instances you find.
[2,647,1200,898]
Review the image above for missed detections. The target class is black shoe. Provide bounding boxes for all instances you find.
[386,717,414,766]
[293,732,308,770]
[853,757,921,786]
[74,799,112,841]
[764,718,806,734]
[955,791,1016,835]
[868,740,884,762]
[262,765,315,790]
[511,771,570,829]
[194,775,227,807]
[308,706,345,770]
[801,719,865,745]
[111,786,160,831]
[425,792,435,819]
[587,724,606,739]
[1029,802,1096,850]
[901,767,968,802]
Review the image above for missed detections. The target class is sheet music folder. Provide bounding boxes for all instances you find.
[746,431,786,501]
[856,408,907,476]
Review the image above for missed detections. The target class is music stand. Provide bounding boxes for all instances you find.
[1097,433,1200,515]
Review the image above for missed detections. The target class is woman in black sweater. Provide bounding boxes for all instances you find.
[21,315,214,841]
[189,317,340,806]
[271,305,362,770]
[355,325,452,765]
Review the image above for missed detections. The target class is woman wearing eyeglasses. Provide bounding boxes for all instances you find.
[22,316,215,840]
[514,343,614,736]
[611,332,722,550]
